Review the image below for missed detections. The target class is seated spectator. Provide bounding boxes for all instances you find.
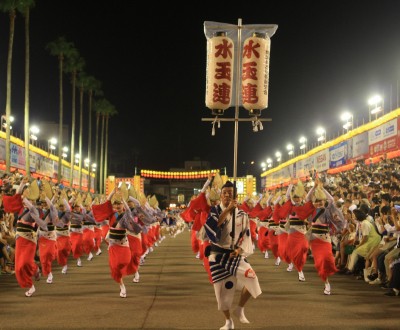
[367,206,397,284]
[384,259,400,296]
[338,223,356,270]
[345,209,381,279]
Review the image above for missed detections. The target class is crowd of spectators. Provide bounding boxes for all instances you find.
[296,155,400,296]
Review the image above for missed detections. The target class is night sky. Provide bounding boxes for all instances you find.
[1,1,400,178]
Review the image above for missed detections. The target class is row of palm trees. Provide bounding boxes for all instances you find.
[0,0,117,194]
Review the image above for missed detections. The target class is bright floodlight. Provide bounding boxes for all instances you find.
[286,144,294,151]
[340,112,352,121]
[316,127,325,135]
[299,136,306,144]
[275,151,281,158]
[49,137,57,145]
[261,162,266,168]
[266,158,272,164]
[30,125,39,134]
[368,95,382,106]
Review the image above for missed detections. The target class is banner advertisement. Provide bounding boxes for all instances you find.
[314,149,329,172]
[350,132,369,161]
[368,118,399,157]
[29,151,38,173]
[329,141,348,168]
[303,155,315,174]
[10,143,25,169]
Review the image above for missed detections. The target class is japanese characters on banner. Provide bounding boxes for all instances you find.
[10,143,25,169]
[368,118,399,157]
[205,31,234,114]
[349,132,369,161]
[242,32,270,114]
[204,21,278,111]
[329,141,348,168]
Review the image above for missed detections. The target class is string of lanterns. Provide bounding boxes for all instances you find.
[141,169,219,180]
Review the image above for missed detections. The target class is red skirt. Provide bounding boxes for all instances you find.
[278,233,291,264]
[286,231,309,272]
[70,232,83,259]
[127,235,143,274]
[82,229,95,255]
[15,237,38,288]
[268,229,280,258]
[310,238,338,281]
[94,227,102,250]
[108,244,132,283]
[56,235,71,266]
[257,227,270,252]
[38,237,57,276]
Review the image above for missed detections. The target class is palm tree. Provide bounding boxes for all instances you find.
[93,99,115,194]
[93,98,107,193]
[18,0,36,177]
[0,0,28,173]
[76,72,90,190]
[84,76,102,193]
[64,49,85,188]
[46,37,75,183]
[103,103,117,194]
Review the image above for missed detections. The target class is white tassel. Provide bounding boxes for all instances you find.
[253,122,258,132]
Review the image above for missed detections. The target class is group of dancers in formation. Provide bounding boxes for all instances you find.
[11,172,345,303]
[184,173,345,297]
[9,177,171,298]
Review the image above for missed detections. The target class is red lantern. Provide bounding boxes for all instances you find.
[206,31,234,116]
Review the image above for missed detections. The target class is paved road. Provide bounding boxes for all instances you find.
[0,229,398,330]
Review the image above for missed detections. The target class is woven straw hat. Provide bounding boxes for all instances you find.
[84,193,93,206]
[208,187,220,202]
[75,193,83,207]
[213,172,224,190]
[149,195,159,208]
[42,179,53,200]
[128,184,138,199]
[119,182,129,201]
[27,179,40,201]
[313,186,326,201]
[293,180,305,198]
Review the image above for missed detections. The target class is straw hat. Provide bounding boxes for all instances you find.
[75,193,83,207]
[313,186,326,201]
[42,179,53,200]
[213,172,224,190]
[293,180,305,198]
[208,187,220,202]
[84,193,93,206]
[27,179,40,201]
[149,195,159,209]
[119,181,129,201]
[138,191,147,207]
[128,184,138,199]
